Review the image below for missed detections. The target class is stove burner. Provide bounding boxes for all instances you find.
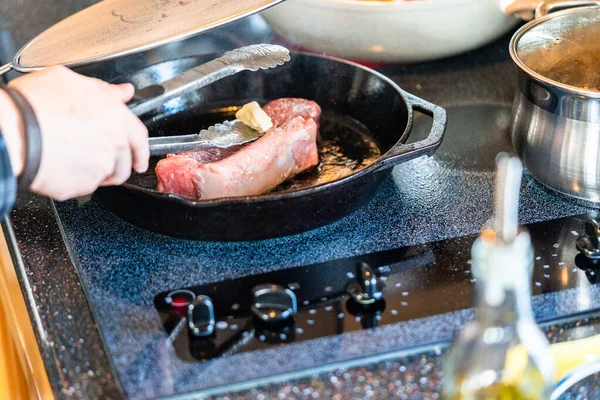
[346,262,385,305]
[576,220,600,259]
[188,295,215,338]
[251,284,297,324]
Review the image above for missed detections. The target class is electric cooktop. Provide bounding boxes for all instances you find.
[51,101,600,397]
[47,31,600,398]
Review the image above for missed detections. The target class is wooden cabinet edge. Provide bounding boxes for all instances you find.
[0,229,54,400]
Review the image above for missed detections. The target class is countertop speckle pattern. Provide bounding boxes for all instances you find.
[209,314,600,400]
[5,196,122,398]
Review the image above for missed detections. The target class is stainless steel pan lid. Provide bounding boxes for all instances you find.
[510,4,600,95]
[0,0,283,75]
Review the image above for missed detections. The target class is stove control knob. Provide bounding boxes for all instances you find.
[165,289,196,316]
[346,262,385,305]
[576,219,600,260]
[188,295,215,338]
[251,284,297,324]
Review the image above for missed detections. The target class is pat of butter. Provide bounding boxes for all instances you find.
[235,101,273,133]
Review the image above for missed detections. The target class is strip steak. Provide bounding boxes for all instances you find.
[155,99,321,200]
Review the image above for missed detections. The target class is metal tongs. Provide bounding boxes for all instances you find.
[127,44,291,156]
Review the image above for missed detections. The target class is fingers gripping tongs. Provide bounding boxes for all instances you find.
[127,44,291,157]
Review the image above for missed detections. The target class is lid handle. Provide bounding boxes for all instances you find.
[502,0,600,19]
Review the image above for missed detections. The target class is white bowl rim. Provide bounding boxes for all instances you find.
[274,0,493,11]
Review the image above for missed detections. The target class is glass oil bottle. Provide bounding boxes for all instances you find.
[442,153,555,400]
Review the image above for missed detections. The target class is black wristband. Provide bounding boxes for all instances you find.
[3,87,42,192]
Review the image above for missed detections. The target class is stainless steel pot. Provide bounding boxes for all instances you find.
[509,1,600,203]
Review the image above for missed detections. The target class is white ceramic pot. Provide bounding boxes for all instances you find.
[261,0,519,63]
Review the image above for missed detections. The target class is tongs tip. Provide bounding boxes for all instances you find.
[224,43,291,71]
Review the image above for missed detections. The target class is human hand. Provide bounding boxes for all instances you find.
[0,66,148,201]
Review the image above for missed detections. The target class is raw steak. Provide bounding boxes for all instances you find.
[155,99,321,200]
[262,98,321,128]
[175,98,320,164]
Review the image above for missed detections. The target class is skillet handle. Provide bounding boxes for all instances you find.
[373,94,447,172]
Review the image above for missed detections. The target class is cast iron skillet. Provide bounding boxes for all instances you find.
[95,53,447,241]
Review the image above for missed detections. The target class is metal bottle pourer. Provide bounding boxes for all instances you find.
[472,153,533,306]
[493,152,524,243]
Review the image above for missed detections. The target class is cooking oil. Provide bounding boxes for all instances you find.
[448,383,537,400]
[448,367,548,400]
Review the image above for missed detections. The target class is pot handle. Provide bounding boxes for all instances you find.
[503,0,543,20]
[536,0,600,18]
[502,0,600,19]
[373,94,447,172]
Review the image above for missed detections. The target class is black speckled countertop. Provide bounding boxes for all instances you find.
[210,314,600,400]
[4,7,600,400]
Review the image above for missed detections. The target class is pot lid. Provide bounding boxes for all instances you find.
[511,6,600,92]
[12,0,283,72]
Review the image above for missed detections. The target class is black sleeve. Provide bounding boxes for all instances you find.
[0,127,17,218]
